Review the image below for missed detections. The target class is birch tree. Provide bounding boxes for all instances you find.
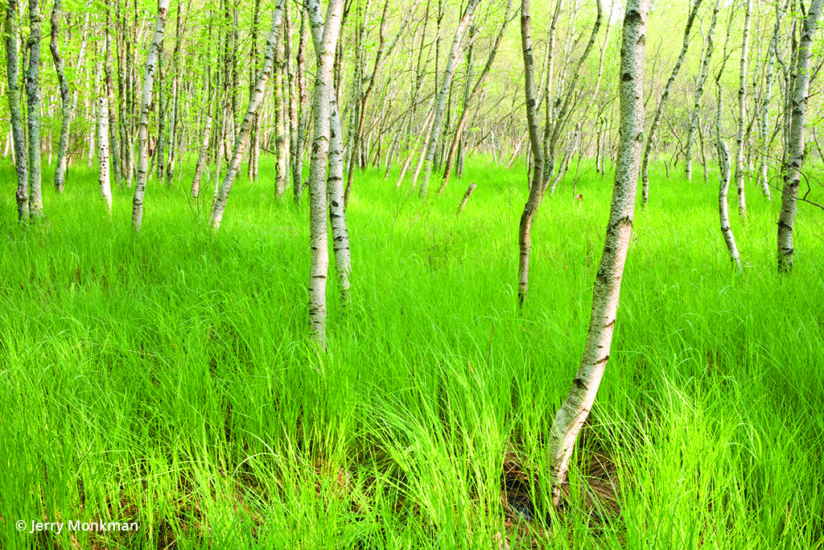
[5,0,28,221]
[777,0,823,273]
[547,0,649,507]
[418,0,481,198]
[26,0,43,219]
[517,0,546,306]
[439,0,514,193]
[209,1,286,230]
[48,0,71,193]
[98,97,112,214]
[640,0,703,204]
[685,0,721,182]
[758,1,787,199]
[305,0,345,347]
[131,0,171,233]
[734,0,753,221]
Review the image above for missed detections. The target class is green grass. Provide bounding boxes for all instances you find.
[0,156,823,549]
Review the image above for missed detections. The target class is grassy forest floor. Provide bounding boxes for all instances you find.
[1,156,823,549]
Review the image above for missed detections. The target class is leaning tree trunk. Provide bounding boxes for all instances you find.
[715,84,741,271]
[131,0,170,232]
[778,0,823,273]
[49,0,71,193]
[418,0,481,198]
[440,0,514,193]
[5,0,28,221]
[547,0,649,508]
[517,0,546,306]
[209,1,286,230]
[304,0,345,348]
[26,0,43,219]
[640,0,703,204]
[733,0,753,221]
[685,0,720,182]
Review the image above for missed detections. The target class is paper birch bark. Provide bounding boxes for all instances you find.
[547,0,648,507]
[517,0,545,306]
[778,0,823,273]
[48,0,71,193]
[303,0,344,347]
[640,0,703,204]
[291,8,309,204]
[418,0,481,198]
[306,0,349,319]
[131,0,170,232]
[98,97,112,214]
[5,0,28,221]
[209,1,286,230]
[685,0,720,182]
[273,21,288,200]
[26,0,43,219]
[734,0,753,221]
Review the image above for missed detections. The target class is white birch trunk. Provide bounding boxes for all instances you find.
[131,0,170,232]
[716,139,741,271]
[26,0,43,219]
[418,0,481,198]
[209,1,286,230]
[759,5,786,199]
[305,0,345,348]
[547,0,649,507]
[685,0,721,182]
[5,0,28,221]
[517,0,547,306]
[98,97,112,214]
[734,0,753,221]
[778,0,823,272]
[49,0,71,193]
[191,116,212,199]
[640,0,703,204]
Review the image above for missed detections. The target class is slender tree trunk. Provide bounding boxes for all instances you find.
[759,2,787,199]
[98,97,112,214]
[5,0,28,221]
[192,115,212,199]
[685,0,721,182]
[547,0,649,507]
[418,0,481,198]
[734,0,753,221]
[640,0,703,204]
[209,2,286,230]
[778,0,823,273]
[517,0,546,306]
[328,89,351,306]
[305,0,345,348]
[104,0,122,189]
[49,0,71,193]
[274,22,287,201]
[292,8,309,204]
[131,0,170,232]
[440,0,514,193]
[26,0,43,219]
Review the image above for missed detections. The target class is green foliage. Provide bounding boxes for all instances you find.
[0,159,822,548]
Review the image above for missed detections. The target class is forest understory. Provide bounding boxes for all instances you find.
[0,156,822,549]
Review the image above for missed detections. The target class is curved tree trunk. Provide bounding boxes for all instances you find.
[49,0,71,193]
[209,2,286,230]
[517,0,546,306]
[685,0,720,182]
[778,0,823,273]
[418,0,481,198]
[131,0,171,232]
[640,0,703,204]
[758,2,787,199]
[548,0,649,508]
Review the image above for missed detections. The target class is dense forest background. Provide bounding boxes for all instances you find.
[1,0,823,547]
